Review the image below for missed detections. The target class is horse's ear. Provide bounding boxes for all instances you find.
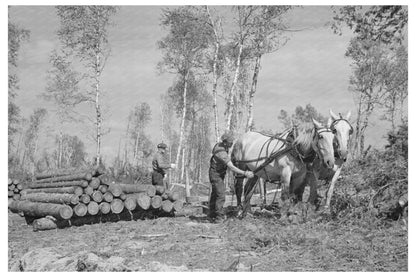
[327,117,333,128]
[345,111,351,121]
[329,109,339,120]
[312,118,323,129]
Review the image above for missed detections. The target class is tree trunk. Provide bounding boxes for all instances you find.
[226,43,244,131]
[29,180,89,189]
[181,147,186,182]
[99,202,111,214]
[73,203,87,217]
[35,172,92,183]
[21,186,84,196]
[137,194,151,210]
[21,192,79,205]
[246,54,261,132]
[124,197,137,211]
[95,53,102,166]
[9,200,73,220]
[87,201,99,215]
[110,199,124,214]
[174,70,189,181]
[206,5,220,142]
[151,195,163,209]
[118,183,156,196]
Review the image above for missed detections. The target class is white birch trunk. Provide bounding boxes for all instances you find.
[226,43,243,131]
[246,54,261,132]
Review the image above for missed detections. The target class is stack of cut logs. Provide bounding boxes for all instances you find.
[8,168,184,231]
[8,178,26,201]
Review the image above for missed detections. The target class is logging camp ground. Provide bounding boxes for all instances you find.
[7,5,408,272]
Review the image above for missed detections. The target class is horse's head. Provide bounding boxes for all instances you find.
[329,109,353,162]
[312,118,335,169]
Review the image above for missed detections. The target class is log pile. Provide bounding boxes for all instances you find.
[9,167,185,231]
[8,178,27,201]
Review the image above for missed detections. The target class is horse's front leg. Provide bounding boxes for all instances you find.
[307,170,319,206]
[238,175,259,218]
[324,165,343,209]
[259,178,266,207]
[280,166,292,203]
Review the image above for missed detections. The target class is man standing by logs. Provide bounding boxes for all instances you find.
[209,132,254,223]
[152,143,176,190]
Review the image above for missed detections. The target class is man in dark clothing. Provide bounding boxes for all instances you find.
[209,132,254,222]
[152,143,175,189]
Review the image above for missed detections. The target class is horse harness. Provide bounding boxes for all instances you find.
[235,127,335,183]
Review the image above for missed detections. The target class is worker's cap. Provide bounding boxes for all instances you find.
[221,132,234,144]
[157,142,167,149]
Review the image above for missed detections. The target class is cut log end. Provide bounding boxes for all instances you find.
[110,199,124,214]
[73,203,88,217]
[87,201,99,216]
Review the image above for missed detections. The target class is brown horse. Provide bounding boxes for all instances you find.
[231,119,335,216]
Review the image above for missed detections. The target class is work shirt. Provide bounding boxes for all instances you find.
[152,151,171,175]
[209,143,231,176]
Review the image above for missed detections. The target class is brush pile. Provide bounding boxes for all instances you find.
[8,167,184,231]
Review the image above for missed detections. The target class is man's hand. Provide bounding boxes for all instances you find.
[244,171,255,179]
[170,163,177,169]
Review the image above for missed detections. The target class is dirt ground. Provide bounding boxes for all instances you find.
[8,200,408,272]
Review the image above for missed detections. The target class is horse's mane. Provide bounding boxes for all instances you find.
[293,128,316,154]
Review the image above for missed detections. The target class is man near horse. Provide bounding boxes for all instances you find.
[152,143,176,189]
[209,132,255,222]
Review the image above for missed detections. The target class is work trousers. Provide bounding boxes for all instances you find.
[208,168,226,218]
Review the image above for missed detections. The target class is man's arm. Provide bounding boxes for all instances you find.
[227,161,254,178]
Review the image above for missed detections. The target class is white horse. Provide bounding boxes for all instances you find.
[296,110,353,209]
[232,119,335,215]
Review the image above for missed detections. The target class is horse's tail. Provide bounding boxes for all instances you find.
[230,138,246,170]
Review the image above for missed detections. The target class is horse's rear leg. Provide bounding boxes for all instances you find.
[238,175,259,218]
[259,178,267,207]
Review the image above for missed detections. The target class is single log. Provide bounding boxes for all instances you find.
[12,194,21,200]
[119,193,127,201]
[99,202,111,214]
[29,180,88,189]
[161,200,174,213]
[124,196,137,211]
[137,194,151,210]
[33,217,58,231]
[13,179,20,185]
[98,174,111,185]
[70,195,80,205]
[110,199,124,214]
[84,186,94,196]
[34,172,92,183]
[21,192,78,205]
[118,183,156,197]
[34,167,86,180]
[167,191,181,201]
[103,192,114,203]
[8,178,13,185]
[173,200,184,211]
[87,201,99,215]
[21,186,84,196]
[16,183,24,190]
[89,177,101,189]
[73,203,87,217]
[98,184,108,194]
[174,205,203,217]
[14,188,20,193]
[9,200,73,220]
[109,183,122,197]
[8,191,14,197]
[155,185,165,195]
[9,184,16,191]
[151,195,163,209]
[91,191,103,203]
[80,194,91,204]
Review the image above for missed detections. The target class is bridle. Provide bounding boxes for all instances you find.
[329,116,353,157]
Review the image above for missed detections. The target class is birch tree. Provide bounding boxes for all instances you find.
[245,6,291,131]
[158,7,211,179]
[55,6,118,166]
[8,12,29,161]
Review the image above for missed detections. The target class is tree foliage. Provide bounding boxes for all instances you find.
[278,104,327,129]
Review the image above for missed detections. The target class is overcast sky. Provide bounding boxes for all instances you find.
[8,5,400,163]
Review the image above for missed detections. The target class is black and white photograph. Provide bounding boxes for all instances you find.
[5,2,410,272]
